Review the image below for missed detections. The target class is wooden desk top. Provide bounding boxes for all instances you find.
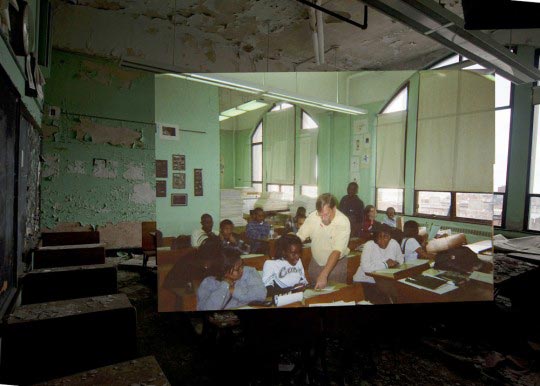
[367,260,431,281]
[392,278,493,304]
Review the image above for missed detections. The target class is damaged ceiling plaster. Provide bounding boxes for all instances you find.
[51,0,540,72]
[52,0,464,72]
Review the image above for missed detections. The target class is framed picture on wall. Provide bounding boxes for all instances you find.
[156,180,167,197]
[173,173,186,189]
[194,168,203,196]
[157,123,180,140]
[172,154,185,171]
[171,193,188,206]
[156,160,168,178]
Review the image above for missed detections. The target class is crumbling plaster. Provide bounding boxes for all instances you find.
[52,0,453,72]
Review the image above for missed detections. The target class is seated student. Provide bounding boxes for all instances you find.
[360,205,380,238]
[285,207,307,234]
[219,219,250,254]
[401,220,436,262]
[191,213,218,248]
[262,234,309,297]
[353,224,404,303]
[285,214,306,234]
[382,207,397,228]
[246,207,271,254]
[197,248,267,311]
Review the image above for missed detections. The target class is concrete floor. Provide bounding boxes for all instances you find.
[117,267,540,386]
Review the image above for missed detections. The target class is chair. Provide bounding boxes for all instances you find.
[141,222,158,269]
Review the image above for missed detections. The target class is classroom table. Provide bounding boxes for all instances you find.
[367,263,494,304]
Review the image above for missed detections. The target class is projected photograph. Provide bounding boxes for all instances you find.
[156,70,494,312]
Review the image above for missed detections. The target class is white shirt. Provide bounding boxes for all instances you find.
[401,237,421,262]
[262,259,308,289]
[297,209,350,266]
[353,239,404,283]
[191,228,218,247]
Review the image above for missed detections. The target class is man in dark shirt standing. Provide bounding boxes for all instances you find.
[339,182,365,237]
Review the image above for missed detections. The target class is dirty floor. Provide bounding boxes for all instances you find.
[116,264,540,386]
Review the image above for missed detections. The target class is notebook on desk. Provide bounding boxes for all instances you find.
[404,274,448,290]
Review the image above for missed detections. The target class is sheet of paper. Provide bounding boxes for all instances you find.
[303,286,338,299]
[398,278,458,294]
[374,268,401,274]
[274,291,303,307]
[308,301,356,307]
[469,271,494,284]
[357,300,373,305]
[465,239,493,254]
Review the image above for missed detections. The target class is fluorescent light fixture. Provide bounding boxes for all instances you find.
[511,0,540,3]
[120,58,367,115]
[189,74,265,94]
[219,115,230,121]
[221,108,247,118]
[237,100,269,111]
[362,0,540,84]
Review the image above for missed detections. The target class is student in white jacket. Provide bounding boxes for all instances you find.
[353,224,403,303]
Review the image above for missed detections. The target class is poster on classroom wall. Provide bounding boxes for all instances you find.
[173,173,186,189]
[172,154,185,171]
[157,123,180,140]
[194,169,203,196]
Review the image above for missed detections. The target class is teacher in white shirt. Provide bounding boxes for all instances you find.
[297,193,351,289]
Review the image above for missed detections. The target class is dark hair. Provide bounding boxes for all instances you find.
[403,220,419,238]
[275,234,303,259]
[386,207,395,214]
[295,207,306,217]
[218,248,242,280]
[220,219,233,230]
[316,193,338,211]
[201,213,212,221]
[347,182,358,189]
[372,223,393,238]
[364,205,375,215]
[252,207,264,215]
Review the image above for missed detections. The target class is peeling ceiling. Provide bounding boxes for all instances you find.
[51,0,456,72]
[51,0,540,72]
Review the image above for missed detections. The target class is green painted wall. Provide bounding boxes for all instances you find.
[220,130,235,188]
[155,75,220,237]
[42,50,155,241]
[234,128,253,187]
[0,0,43,124]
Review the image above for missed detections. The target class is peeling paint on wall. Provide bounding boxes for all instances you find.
[42,154,60,179]
[80,60,142,89]
[42,124,60,140]
[67,160,86,174]
[41,50,155,247]
[72,118,142,147]
[122,162,145,180]
[130,182,155,204]
[92,159,118,179]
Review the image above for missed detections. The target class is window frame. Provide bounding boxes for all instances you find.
[375,188,405,215]
[414,190,493,226]
[301,110,319,130]
[266,183,294,201]
[251,120,263,189]
[375,82,409,206]
[525,48,540,231]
